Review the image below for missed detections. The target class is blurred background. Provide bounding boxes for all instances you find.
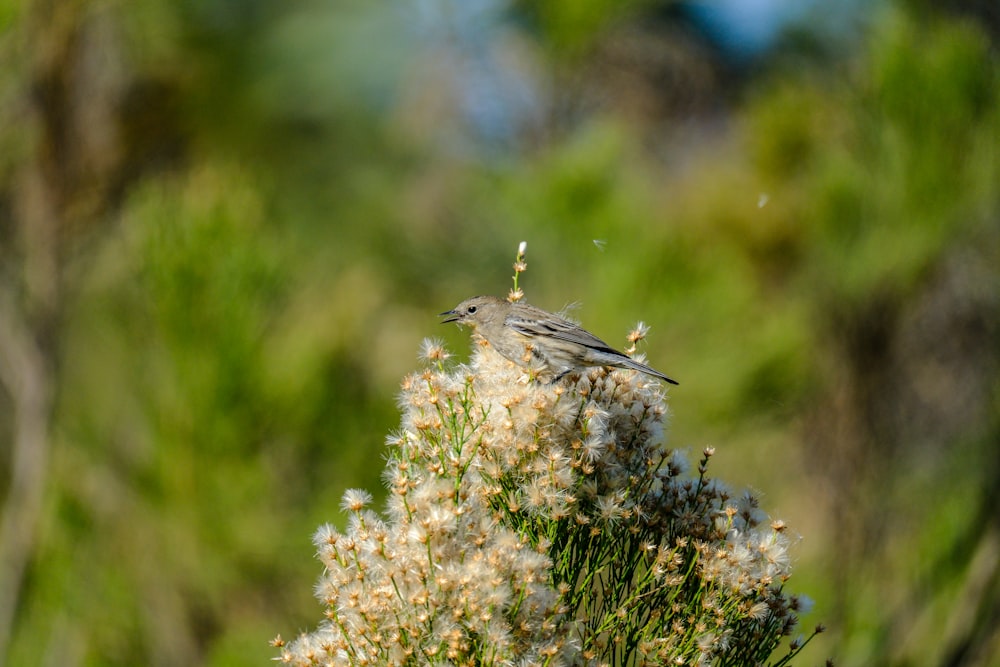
[1,0,998,665]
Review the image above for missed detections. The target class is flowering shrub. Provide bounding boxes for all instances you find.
[274,331,819,666]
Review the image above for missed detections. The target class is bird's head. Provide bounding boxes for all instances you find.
[440,295,507,329]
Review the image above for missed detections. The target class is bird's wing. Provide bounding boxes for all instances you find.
[506,312,619,354]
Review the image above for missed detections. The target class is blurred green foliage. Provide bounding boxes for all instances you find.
[1,0,998,665]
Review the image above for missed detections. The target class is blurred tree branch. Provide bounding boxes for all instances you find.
[0,2,184,662]
[0,4,67,657]
[0,285,53,666]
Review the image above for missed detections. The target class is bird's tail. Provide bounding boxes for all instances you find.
[617,357,679,385]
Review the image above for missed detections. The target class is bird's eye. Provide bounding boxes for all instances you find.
[467,305,478,314]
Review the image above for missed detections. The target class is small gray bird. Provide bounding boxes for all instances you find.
[440,295,678,385]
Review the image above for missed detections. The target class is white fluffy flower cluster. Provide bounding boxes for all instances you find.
[276,340,812,667]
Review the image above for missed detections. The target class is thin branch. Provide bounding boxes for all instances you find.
[0,285,54,665]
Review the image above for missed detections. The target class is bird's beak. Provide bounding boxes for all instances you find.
[439,309,461,324]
